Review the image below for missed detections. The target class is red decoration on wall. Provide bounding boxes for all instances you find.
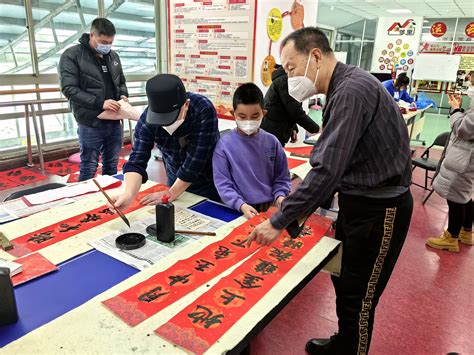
[6,184,169,258]
[156,214,332,353]
[11,252,58,286]
[430,22,447,38]
[102,212,271,326]
[465,22,474,38]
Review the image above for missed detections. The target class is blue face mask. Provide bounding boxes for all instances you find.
[95,43,112,55]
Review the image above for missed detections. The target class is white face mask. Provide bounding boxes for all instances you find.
[163,118,184,135]
[288,52,319,102]
[236,119,261,135]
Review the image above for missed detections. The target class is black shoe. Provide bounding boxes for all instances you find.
[305,334,338,354]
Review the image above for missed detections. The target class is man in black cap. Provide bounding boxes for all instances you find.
[109,74,220,208]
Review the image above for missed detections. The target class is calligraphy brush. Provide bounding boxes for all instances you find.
[92,178,130,228]
[175,230,216,236]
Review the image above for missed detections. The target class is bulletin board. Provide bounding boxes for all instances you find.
[167,0,258,119]
[446,54,474,94]
[371,17,423,74]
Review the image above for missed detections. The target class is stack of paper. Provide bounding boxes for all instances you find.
[0,258,22,276]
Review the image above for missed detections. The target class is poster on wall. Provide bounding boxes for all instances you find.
[413,80,442,93]
[371,17,423,74]
[446,54,474,94]
[253,0,318,92]
[168,0,258,119]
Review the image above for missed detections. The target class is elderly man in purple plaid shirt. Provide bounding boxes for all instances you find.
[109,74,220,209]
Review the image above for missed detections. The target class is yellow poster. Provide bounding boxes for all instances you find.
[261,55,276,87]
[267,8,283,42]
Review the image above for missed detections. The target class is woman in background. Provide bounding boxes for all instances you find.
[383,72,417,108]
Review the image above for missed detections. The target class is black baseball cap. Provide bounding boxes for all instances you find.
[146,74,187,126]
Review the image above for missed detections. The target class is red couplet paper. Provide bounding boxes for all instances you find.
[11,252,58,286]
[0,180,21,192]
[7,184,168,258]
[42,161,80,176]
[0,168,48,185]
[285,146,314,157]
[287,157,307,170]
[102,213,274,327]
[156,214,332,354]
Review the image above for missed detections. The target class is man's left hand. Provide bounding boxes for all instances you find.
[246,219,282,247]
[120,95,129,103]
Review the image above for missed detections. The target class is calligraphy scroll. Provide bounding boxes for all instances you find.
[6,184,168,258]
[102,213,273,326]
[0,168,47,185]
[156,214,331,354]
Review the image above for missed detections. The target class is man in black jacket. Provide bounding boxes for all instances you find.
[59,18,128,181]
[262,65,320,146]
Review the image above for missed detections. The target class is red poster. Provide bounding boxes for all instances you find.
[287,157,307,170]
[466,22,474,38]
[156,214,331,353]
[0,180,21,192]
[430,22,447,38]
[0,168,47,185]
[11,252,58,286]
[102,213,274,326]
[7,184,168,258]
[285,146,313,157]
[41,160,80,176]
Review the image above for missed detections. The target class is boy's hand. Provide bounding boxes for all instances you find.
[275,196,285,209]
[107,193,134,213]
[240,203,258,219]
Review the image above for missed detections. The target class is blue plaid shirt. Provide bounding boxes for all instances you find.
[124,93,219,185]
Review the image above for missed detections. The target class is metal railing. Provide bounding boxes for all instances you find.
[0,92,147,170]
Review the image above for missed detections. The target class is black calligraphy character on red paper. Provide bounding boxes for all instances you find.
[254,259,278,275]
[27,231,54,243]
[195,259,215,272]
[187,305,224,329]
[230,238,248,248]
[138,286,169,302]
[19,175,36,182]
[80,213,102,223]
[282,239,303,250]
[58,223,81,233]
[234,273,263,289]
[220,289,246,305]
[269,247,293,262]
[7,170,21,176]
[214,245,234,260]
[99,208,115,215]
[168,273,192,286]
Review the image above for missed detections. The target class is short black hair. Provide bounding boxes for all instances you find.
[395,72,410,89]
[281,27,333,55]
[232,83,264,110]
[91,18,116,37]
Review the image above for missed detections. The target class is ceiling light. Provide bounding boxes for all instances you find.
[386,9,412,14]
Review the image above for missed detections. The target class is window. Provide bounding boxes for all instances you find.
[0,1,32,74]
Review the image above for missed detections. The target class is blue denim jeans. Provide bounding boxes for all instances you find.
[77,121,122,181]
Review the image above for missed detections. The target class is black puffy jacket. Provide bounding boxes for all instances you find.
[59,33,128,127]
[262,67,320,146]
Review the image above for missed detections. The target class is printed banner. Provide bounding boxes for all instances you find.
[156,214,331,353]
[102,212,275,326]
[11,252,58,286]
[6,184,168,257]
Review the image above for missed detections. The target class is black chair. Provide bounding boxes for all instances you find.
[4,183,66,202]
[412,132,450,204]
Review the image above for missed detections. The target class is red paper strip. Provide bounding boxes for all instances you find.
[7,184,168,258]
[11,252,58,286]
[285,146,314,157]
[0,180,22,192]
[102,213,274,326]
[156,214,331,353]
[287,157,307,170]
[0,168,48,185]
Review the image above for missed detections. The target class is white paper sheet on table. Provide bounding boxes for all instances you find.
[24,175,120,205]
[89,208,225,270]
[98,100,141,121]
[0,197,76,221]
[0,258,22,276]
